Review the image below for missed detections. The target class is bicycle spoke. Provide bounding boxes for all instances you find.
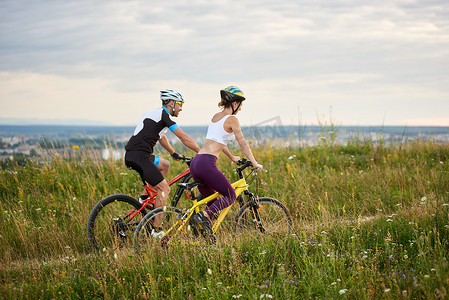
[235,197,292,236]
[87,195,147,252]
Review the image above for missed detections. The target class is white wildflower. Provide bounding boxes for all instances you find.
[232,295,243,299]
[331,282,337,286]
[386,219,393,222]
[260,294,273,299]
[339,289,347,295]
[384,289,391,293]
[207,268,212,275]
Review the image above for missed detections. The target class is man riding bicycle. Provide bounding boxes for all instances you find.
[124,89,200,220]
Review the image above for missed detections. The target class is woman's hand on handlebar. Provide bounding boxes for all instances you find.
[252,162,263,171]
[230,155,241,164]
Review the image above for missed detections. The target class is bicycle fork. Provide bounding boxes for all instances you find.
[246,192,266,234]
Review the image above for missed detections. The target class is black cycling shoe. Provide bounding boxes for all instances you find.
[191,211,213,237]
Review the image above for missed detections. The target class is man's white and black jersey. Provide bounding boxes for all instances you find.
[125,107,179,154]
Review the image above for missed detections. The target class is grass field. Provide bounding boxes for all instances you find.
[1,137,448,299]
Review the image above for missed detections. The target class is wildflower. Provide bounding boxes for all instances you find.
[421,197,427,202]
[389,255,393,260]
[386,219,393,222]
[445,225,449,229]
[217,282,222,285]
[72,145,80,150]
[404,255,408,259]
[207,268,212,275]
[431,268,436,272]
[339,289,347,295]
[384,289,391,293]
[424,275,430,278]
[331,282,337,286]
[165,277,171,282]
[288,155,296,160]
[36,208,41,211]
[443,203,449,206]
[114,253,118,260]
[259,250,267,255]
[232,295,243,299]
[260,294,273,299]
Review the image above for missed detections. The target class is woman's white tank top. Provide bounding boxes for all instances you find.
[205,115,236,145]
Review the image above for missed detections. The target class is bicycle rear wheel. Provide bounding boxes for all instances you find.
[235,197,292,236]
[87,194,148,252]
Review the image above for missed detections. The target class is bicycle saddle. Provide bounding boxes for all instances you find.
[177,182,203,190]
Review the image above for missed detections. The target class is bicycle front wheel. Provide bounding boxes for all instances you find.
[134,206,186,254]
[235,197,292,236]
[87,194,147,252]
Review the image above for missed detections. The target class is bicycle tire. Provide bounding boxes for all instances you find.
[235,197,292,236]
[134,206,185,253]
[87,194,148,251]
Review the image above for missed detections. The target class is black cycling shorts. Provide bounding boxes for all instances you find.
[124,151,164,186]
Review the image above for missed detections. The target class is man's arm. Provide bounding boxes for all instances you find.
[158,135,175,155]
[172,128,200,153]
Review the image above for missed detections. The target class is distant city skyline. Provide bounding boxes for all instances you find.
[1,0,448,126]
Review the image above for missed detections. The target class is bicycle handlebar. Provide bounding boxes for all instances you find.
[236,158,253,173]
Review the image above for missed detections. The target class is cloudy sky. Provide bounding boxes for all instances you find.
[1,0,448,127]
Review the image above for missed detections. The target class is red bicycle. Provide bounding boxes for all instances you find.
[87,156,192,251]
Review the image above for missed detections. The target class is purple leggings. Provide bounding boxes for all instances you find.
[190,154,236,219]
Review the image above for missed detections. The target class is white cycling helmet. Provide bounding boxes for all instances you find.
[160,89,185,104]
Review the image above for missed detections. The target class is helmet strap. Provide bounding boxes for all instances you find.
[167,100,176,116]
[232,101,242,115]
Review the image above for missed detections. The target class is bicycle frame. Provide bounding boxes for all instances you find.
[126,166,191,221]
[161,176,249,241]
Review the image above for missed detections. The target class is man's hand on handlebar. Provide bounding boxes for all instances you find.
[171,152,185,161]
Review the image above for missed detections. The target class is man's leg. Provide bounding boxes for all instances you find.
[153,179,170,228]
[141,156,170,198]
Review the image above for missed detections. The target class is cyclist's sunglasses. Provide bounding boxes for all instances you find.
[175,101,183,107]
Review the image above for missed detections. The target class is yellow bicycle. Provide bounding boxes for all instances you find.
[133,159,292,250]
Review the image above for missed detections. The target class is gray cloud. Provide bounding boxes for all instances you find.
[1,0,448,125]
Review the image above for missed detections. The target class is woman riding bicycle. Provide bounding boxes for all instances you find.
[190,86,263,233]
